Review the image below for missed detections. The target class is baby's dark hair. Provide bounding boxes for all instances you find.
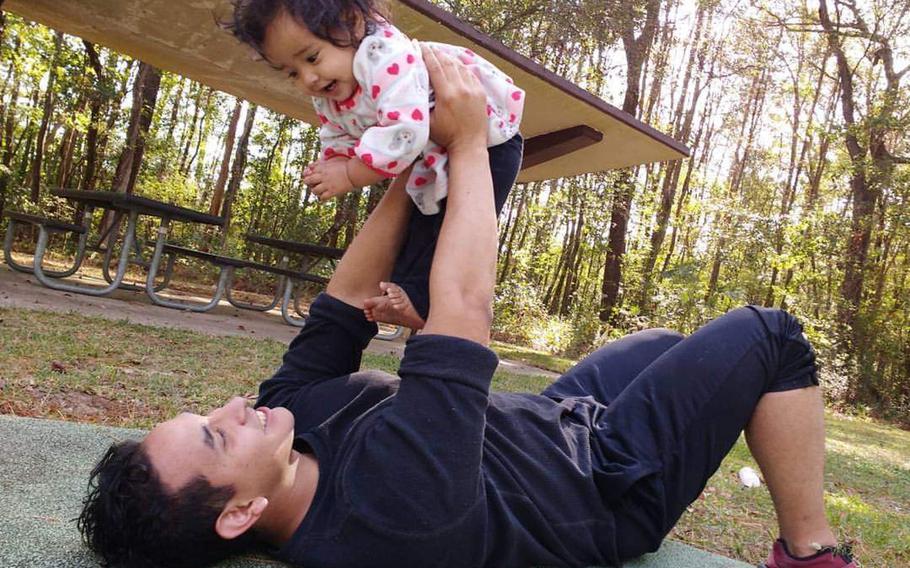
[230,0,390,51]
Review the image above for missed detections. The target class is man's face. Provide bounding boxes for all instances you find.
[143,397,299,499]
[262,8,359,102]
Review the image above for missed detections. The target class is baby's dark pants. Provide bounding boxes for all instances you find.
[541,306,820,561]
[390,134,524,320]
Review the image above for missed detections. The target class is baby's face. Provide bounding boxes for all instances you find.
[262,8,357,102]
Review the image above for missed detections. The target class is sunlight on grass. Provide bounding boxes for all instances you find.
[826,413,910,471]
[825,491,910,561]
[490,340,576,373]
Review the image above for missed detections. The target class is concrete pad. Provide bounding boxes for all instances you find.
[0,415,749,567]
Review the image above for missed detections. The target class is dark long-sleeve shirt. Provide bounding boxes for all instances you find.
[257,294,618,568]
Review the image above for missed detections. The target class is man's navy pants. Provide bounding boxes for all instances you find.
[541,306,819,559]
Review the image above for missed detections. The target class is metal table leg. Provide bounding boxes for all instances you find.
[277,277,403,339]
[144,218,232,312]
[4,219,37,274]
[4,210,91,277]
[226,256,286,312]
[32,210,139,296]
[98,214,174,292]
[99,211,124,284]
[375,325,405,341]
[280,278,306,327]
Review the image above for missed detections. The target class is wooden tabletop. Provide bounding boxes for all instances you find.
[52,189,225,226]
[245,234,345,260]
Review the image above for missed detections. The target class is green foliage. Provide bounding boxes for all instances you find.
[492,278,549,344]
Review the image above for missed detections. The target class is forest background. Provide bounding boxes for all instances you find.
[0,0,907,423]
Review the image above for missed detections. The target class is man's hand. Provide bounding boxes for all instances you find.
[422,44,488,152]
[304,158,355,201]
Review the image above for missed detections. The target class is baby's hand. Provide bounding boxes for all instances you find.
[304,158,355,201]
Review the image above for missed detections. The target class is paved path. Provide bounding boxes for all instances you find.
[0,265,557,378]
[0,414,751,568]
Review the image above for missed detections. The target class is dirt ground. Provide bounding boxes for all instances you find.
[0,264,555,377]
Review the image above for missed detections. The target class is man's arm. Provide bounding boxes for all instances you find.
[338,49,501,533]
[419,46,497,345]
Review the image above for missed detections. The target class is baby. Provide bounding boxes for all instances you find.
[231,0,525,327]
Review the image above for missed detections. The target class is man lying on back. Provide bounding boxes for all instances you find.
[79,45,855,568]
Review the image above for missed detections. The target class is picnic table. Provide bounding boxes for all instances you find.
[28,190,224,301]
[245,234,403,340]
[243,233,342,325]
[245,234,345,261]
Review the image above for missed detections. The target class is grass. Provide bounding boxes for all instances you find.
[669,418,910,566]
[490,339,577,373]
[1,307,908,566]
[0,307,554,429]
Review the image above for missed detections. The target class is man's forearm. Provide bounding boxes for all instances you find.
[422,142,496,343]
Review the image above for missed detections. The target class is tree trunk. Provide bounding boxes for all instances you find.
[210,98,243,215]
[559,204,585,315]
[219,104,258,248]
[498,182,532,283]
[178,84,204,176]
[111,62,161,194]
[638,3,708,311]
[247,117,288,234]
[29,31,64,202]
[818,1,883,401]
[93,56,130,193]
[184,87,213,178]
[0,43,18,218]
[80,41,106,191]
[599,0,660,322]
[164,78,186,143]
[704,54,771,306]
[343,191,361,247]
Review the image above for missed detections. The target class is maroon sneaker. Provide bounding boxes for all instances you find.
[761,539,857,568]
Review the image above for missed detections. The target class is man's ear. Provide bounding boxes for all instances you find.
[215,496,269,540]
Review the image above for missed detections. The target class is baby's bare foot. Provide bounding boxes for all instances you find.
[363,284,391,322]
[384,282,426,329]
[363,295,383,323]
[363,282,426,330]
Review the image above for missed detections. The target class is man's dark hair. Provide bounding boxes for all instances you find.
[78,440,256,568]
[229,0,390,51]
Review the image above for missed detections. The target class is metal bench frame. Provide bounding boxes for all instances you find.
[151,244,403,340]
[3,210,91,278]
